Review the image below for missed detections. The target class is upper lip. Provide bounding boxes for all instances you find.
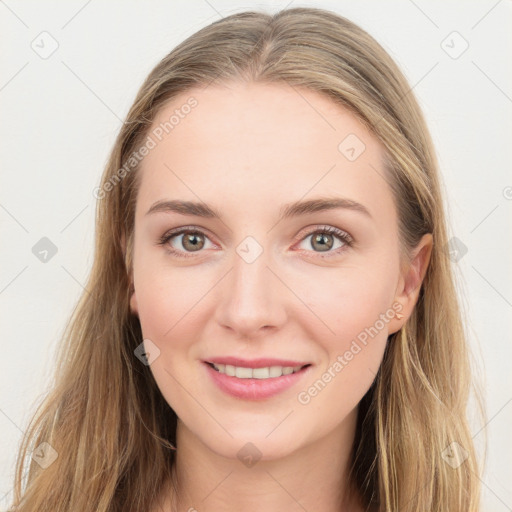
[205,356,311,369]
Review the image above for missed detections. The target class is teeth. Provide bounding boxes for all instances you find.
[211,363,305,379]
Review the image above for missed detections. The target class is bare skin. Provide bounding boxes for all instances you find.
[128,81,432,511]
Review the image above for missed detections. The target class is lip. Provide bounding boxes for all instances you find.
[204,356,311,369]
[203,361,312,400]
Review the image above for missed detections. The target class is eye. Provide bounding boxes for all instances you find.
[295,226,353,258]
[157,227,215,258]
[157,225,353,259]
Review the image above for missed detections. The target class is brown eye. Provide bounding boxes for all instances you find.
[158,227,217,259]
[310,232,334,252]
[295,226,352,258]
[178,232,206,252]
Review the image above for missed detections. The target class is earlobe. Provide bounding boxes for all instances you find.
[388,233,433,334]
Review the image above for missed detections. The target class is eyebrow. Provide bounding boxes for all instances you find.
[145,196,372,221]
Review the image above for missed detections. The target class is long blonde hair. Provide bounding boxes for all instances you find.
[10,7,483,511]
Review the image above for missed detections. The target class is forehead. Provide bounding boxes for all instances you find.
[136,81,394,222]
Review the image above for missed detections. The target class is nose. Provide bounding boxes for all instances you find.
[214,246,287,339]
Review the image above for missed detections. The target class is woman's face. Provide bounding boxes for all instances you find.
[129,81,418,460]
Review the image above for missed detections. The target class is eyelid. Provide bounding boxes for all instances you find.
[291,225,353,259]
[293,224,353,245]
[158,224,354,258]
[158,225,219,248]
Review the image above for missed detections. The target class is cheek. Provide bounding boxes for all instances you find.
[294,260,397,413]
[133,265,211,407]
[134,264,208,339]
[301,258,398,346]
[133,267,169,338]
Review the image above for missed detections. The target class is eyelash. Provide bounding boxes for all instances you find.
[157,225,353,260]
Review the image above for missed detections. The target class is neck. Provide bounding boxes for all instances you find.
[162,409,363,512]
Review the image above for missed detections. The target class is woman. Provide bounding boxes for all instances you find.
[10,7,482,511]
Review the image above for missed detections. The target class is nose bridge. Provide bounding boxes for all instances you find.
[215,234,285,335]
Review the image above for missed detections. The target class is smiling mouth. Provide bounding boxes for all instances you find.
[206,361,311,379]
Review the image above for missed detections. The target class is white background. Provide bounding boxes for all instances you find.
[1,0,511,509]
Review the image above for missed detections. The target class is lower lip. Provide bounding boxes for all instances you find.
[203,362,312,400]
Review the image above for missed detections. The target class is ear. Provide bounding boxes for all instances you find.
[387,233,433,334]
[121,231,139,316]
